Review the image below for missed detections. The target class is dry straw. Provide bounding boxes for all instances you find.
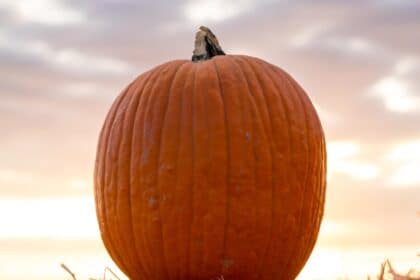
[60,258,419,280]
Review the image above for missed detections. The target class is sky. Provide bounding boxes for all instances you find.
[0,0,419,279]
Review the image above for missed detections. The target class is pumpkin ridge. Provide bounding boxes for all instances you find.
[286,72,319,277]
[96,82,133,275]
[234,56,274,278]
[241,57,276,280]
[320,136,327,219]
[286,75,326,271]
[194,62,213,275]
[302,141,323,264]
[116,76,150,276]
[185,64,198,278]
[155,61,189,279]
[102,81,136,275]
[159,62,192,279]
[286,72,313,274]
[230,57,258,274]
[137,63,173,277]
[189,63,202,276]
[306,82,327,252]
[175,64,196,278]
[172,64,194,279]
[215,57,255,277]
[199,63,210,274]
[272,67,312,279]
[234,57,271,147]
[300,134,322,271]
[103,82,139,274]
[146,62,185,278]
[126,70,158,278]
[109,81,141,276]
[134,64,169,277]
[190,62,219,277]
[258,61,297,278]
[229,57,260,276]
[201,65,223,277]
[264,66,295,279]
[196,61,228,278]
[303,130,326,264]
[228,57,249,276]
[240,58,261,276]
[211,59,231,276]
[239,56,272,138]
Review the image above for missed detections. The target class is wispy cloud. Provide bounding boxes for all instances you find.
[385,140,420,187]
[327,142,380,181]
[184,0,256,23]
[0,0,84,25]
[0,31,133,76]
[371,76,420,113]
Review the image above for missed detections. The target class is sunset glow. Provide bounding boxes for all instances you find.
[0,0,419,279]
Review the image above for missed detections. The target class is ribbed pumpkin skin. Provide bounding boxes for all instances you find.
[94,55,326,280]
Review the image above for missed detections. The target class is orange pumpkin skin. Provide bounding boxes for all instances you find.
[94,55,326,280]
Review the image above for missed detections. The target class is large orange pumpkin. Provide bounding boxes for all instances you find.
[94,27,326,280]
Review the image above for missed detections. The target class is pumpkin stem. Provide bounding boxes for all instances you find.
[192,26,225,62]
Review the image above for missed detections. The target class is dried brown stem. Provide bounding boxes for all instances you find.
[192,26,225,62]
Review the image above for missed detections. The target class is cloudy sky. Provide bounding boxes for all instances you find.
[0,0,419,279]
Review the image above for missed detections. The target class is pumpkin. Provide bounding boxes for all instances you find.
[94,26,326,280]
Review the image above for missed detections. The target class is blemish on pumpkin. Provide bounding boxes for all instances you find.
[148,197,158,209]
[160,163,174,172]
[220,258,234,269]
[141,147,151,163]
[194,238,203,244]
[245,132,251,142]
